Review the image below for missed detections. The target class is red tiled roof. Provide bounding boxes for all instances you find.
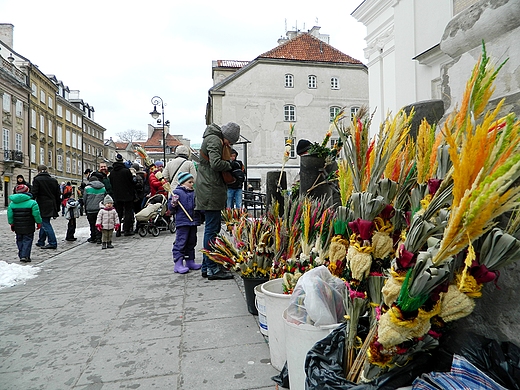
[114,142,128,149]
[140,129,182,152]
[258,33,363,64]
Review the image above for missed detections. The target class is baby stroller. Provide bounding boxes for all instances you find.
[135,194,176,237]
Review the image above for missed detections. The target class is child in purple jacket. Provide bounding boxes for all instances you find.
[169,172,201,274]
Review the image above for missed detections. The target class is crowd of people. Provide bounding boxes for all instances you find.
[7,121,243,281]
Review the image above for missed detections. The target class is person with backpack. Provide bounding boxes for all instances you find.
[226,149,246,209]
[163,145,197,188]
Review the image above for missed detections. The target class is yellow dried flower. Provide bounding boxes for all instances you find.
[371,231,393,259]
[439,284,475,322]
[347,246,372,281]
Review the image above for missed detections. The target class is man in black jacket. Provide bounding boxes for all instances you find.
[32,164,61,249]
[109,154,136,236]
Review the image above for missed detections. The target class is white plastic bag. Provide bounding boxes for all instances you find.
[286,265,346,326]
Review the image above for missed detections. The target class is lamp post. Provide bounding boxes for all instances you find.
[150,96,167,163]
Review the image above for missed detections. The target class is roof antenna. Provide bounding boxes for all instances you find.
[315,17,319,25]
[285,18,287,33]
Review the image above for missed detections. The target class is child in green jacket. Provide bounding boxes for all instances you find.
[7,184,42,262]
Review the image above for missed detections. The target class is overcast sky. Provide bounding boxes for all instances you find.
[0,0,367,146]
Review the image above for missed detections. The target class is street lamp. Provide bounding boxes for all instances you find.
[150,96,167,163]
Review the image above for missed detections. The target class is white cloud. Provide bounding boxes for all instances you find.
[1,0,366,146]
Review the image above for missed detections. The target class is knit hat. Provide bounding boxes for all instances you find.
[154,160,164,168]
[15,184,29,193]
[115,153,124,162]
[175,145,190,158]
[132,163,140,171]
[221,122,240,145]
[103,194,114,204]
[178,171,194,184]
[124,160,132,168]
[37,164,47,172]
[296,139,312,156]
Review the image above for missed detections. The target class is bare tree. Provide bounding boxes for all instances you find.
[116,129,146,143]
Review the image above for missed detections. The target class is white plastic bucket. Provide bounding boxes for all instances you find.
[254,284,268,336]
[283,308,340,390]
[261,278,292,371]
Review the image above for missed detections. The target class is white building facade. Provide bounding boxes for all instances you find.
[352,0,520,133]
[208,27,368,190]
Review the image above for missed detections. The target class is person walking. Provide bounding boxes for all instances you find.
[64,197,80,241]
[83,175,106,244]
[95,195,120,249]
[169,172,201,274]
[226,149,246,209]
[109,154,136,236]
[163,145,197,188]
[13,174,32,194]
[196,122,240,280]
[132,163,146,233]
[32,164,60,249]
[7,184,42,262]
[96,162,113,197]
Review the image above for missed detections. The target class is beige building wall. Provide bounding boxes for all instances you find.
[213,60,368,188]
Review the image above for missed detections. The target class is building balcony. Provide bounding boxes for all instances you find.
[3,150,24,165]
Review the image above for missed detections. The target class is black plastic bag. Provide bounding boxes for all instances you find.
[272,361,290,388]
[304,322,439,390]
[442,332,520,390]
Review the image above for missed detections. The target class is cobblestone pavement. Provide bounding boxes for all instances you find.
[1,208,92,265]
[0,206,278,389]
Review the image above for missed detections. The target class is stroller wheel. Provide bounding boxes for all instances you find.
[150,226,160,237]
[138,226,148,237]
[169,220,176,234]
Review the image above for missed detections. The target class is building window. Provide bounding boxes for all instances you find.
[66,156,71,173]
[308,75,317,89]
[331,77,340,90]
[31,83,37,97]
[330,138,340,149]
[48,150,52,166]
[65,110,71,122]
[72,158,77,174]
[77,134,82,148]
[72,133,77,148]
[31,144,36,163]
[40,114,45,133]
[57,124,63,143]
[77,160,82,175]
[284,105,296,122]
[330,106,341,122]
[72,113,77,125]
[3,93,11,112]
[15,133,22,151]
[57,105,63,117]
[40,90,45,104]
[31,109,36,128]
[57,154,63,171]
[48,96,53,109]
[40,147,45,165]
[350,107,360,122]
[48,119,53,137]
[285,74,294,88]
[77,116,82,128]
[284,136,296,159]
[15,101,23,117]
[3,128,9,151]
[66,129,71,146]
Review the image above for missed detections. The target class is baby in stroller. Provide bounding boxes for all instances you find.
[135,194,175,237]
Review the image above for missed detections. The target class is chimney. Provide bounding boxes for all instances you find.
[0,23,14,48]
